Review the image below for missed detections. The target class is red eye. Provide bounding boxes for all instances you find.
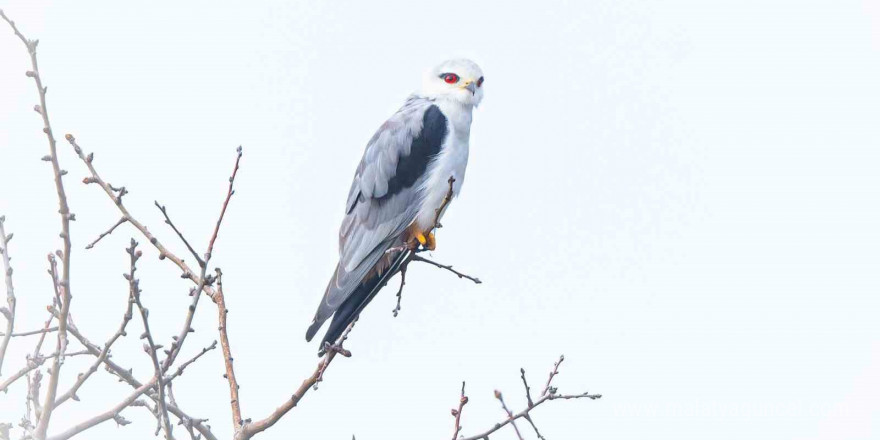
[443,73,459,84]
[477,76,484,87]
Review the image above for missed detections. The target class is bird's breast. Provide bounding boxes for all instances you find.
[414,130,470,231]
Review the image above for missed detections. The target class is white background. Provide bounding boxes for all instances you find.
[1,1,879,439]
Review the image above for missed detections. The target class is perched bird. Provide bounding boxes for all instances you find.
[306,59,485,352]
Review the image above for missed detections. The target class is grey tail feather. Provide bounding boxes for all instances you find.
[315,250,410,355]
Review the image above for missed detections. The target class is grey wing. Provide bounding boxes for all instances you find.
[306,98,449,340]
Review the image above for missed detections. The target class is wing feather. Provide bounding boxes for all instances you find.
[306,97,449,338]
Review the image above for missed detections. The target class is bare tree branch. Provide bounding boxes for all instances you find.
[456,356,601,440]
[520,368,534,408]
[0,13,77,438]
[0,327,58,338]
[392,263,408,317]
[0,350,90,395]
[53,271,134,407]
[164,340,217,385]
[390,176,480,318]
[62,321,217,440]
[236,320,357,440]
[450,381,468,440]
[45,376,157,440]
[0,216,16,375]
[155,202,204,268]
[84,217,127,250]
[66,134,215,299]
[411,255,482,284]
[541,355,563,397]
[127,240,173,439]
[211,269,242,431]
[494,390,524,440]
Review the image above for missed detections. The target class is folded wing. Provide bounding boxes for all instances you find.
[306,97,448,342]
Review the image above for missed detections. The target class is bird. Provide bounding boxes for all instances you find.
[305,58,485,352]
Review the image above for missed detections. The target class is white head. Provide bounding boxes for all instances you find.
[420,58,485,107]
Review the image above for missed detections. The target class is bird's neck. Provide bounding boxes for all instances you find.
[434,99,474,136]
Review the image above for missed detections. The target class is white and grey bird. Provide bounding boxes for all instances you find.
[306,59,485,351]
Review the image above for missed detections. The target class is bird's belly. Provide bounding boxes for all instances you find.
[414,145,468,231]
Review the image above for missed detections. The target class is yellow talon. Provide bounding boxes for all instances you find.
[410,230,436,251]
[423,231,436,251]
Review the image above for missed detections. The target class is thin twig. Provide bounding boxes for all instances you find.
[520,368,534,408]
[0,216,16,375]
[0,327,58,338]
[154,202,204,268]
[410,255,482,284]
[45,376,158,440]
[450,381,468,440]
[458,392,601,440]
[154,203,210,373]
[53,279,135,407]
[206,146,242,262]
[164,340,217,384]
[84,216,127,250]
[0,356,46,394]
[127,240,173,439]
[392,264,407,317]
[0,351,89,394]
[541,355,564,397]
[456,357,601,440]
[65,134,214,299]
[61,320,216,440]
[494,390,524,440]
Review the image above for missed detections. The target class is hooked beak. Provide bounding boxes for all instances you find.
[464,81,476,95]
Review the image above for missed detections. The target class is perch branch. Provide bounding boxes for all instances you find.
[390,176,480,316]
[410,255,482,284]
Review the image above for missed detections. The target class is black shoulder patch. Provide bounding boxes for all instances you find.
[378,105,447,200]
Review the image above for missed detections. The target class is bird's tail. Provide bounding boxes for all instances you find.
[313,249,410,355]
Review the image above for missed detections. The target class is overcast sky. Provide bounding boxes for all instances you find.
[1,1,879,439]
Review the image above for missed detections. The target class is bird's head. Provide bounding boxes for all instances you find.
[420,58,484,107]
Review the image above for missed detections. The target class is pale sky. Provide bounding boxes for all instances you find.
[1,1,879,439]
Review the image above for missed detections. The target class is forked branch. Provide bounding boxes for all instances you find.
[454,356,601,440]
